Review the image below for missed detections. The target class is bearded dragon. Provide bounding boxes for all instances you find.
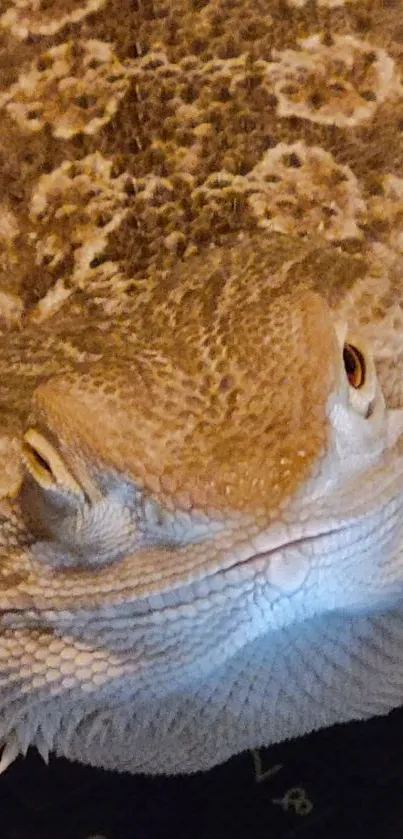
[0,231,401,775]
[0,0,403,776]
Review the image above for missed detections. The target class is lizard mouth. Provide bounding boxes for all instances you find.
[1,450,403,622]
[0,495,402,652]
[125,484,403,618]
[128,533,332,615]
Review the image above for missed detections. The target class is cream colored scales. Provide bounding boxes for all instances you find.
[0,0,402,774]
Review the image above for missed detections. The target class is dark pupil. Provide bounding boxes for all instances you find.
[343,345,357,377]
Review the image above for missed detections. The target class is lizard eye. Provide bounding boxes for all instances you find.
[343,343,365,389]
[341,335,383,421]
[22,429,83,496]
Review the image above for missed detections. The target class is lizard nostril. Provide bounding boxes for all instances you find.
[22,429,84,496]
[23,441,53,480]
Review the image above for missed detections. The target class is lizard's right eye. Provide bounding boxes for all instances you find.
[341,333,383,422]
[343,343,366,389]
[22,429,83,497]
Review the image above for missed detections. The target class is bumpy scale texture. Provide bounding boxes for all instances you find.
[0,0,401,775]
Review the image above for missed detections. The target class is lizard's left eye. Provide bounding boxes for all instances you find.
[22,429,83,496]
[343,343,365,389]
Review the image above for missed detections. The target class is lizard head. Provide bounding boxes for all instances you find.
[19,240,403,623]
[1,236,403,775]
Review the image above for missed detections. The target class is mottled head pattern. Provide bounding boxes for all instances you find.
[0,0,401,779]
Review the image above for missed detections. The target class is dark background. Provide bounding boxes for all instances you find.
[2,708,403,839]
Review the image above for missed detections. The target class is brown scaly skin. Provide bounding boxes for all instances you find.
[0,0,402,774]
